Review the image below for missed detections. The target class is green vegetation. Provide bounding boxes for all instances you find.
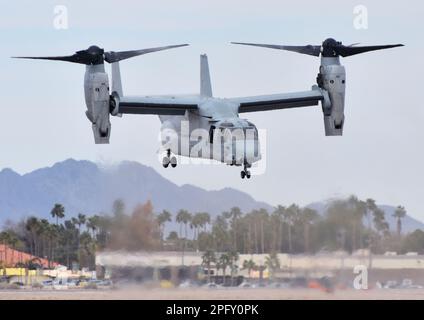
[0,195,421,270]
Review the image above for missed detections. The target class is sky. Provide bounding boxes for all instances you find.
[0,0,423,220]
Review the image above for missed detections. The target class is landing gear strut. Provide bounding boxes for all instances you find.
[163,149,177,168]
[240,163,251,179]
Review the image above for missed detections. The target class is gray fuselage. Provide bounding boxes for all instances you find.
[159,97,261,166]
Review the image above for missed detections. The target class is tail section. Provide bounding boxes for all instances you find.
[200,54,213,97]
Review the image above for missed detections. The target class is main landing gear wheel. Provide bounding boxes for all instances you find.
[162,156,170,168]
[170,156,177,168]
[240,164,251,180]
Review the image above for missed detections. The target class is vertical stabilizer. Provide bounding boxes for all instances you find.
[200,54,213,97]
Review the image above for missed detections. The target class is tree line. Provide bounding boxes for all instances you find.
[1,195,423,270]
[167,196,416,256]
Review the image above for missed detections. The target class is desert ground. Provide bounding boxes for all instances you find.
[1,287,424,300]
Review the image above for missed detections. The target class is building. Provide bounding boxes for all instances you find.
[0,245,58,269]
[96,250,424,285]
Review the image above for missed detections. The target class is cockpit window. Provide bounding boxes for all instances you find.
[219,127,258,140]
[220,122,234,128]
[210,122,259,144]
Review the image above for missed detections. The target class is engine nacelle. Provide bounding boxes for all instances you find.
[84,66,111,144]
[317,57,346,136]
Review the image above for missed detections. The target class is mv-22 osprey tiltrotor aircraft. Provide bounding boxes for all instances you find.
[14,38,403,179]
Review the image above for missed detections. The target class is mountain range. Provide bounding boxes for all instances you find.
[0,159,423,234]
[307,202,424,234]
[0,159,271,224]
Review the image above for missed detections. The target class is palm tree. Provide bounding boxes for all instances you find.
[200,212,211,232]
[240,213,253,254]
[299,208,319,253]
[270,207,282,253]
[218,253,230,279]
[112,199,125,217]
[25,217,40,256]
[242,259,256,280]
[247,211,259,254]
[258,209,269,254]
[191,212,211,251]
[50,203,65,226]
[42,224,54,269]
[228,251,239,286]
[225,207,243,251]
[201,250,216,283]
[71,217,78,229]
[75,213,86,265]
[348,195,367,250]
[371,208,390,253]
[86,215,99,238]
[176,210,192,265]
[190,213,201,241]
[157,210,172,248]
[46,223,59,268]
[183,212,192,243]
[364,198,378,267]
[39,219,50,262]
[250,209,268,254]
[63,220,77,268]
[373,208,390,234]
[176,210,191,239]
[211,214,230,252]
[393,206,407,236]
[284,204,299,253]
[76,213,86,232]
[265,252,280,280]
[366,198,377,230]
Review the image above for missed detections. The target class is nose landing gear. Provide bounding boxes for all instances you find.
[240,163,251,179]
[163,149,177,169]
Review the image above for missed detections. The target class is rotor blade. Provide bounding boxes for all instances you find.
[337,44,404,57]
[12,54,87,64]
[104,44,189,63]
[231,42,321,57]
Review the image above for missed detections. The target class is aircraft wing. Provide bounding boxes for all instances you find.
[230,90,324,113]
[118,96,199,115]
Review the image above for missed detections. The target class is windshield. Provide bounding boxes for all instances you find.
[218,126,258,140]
